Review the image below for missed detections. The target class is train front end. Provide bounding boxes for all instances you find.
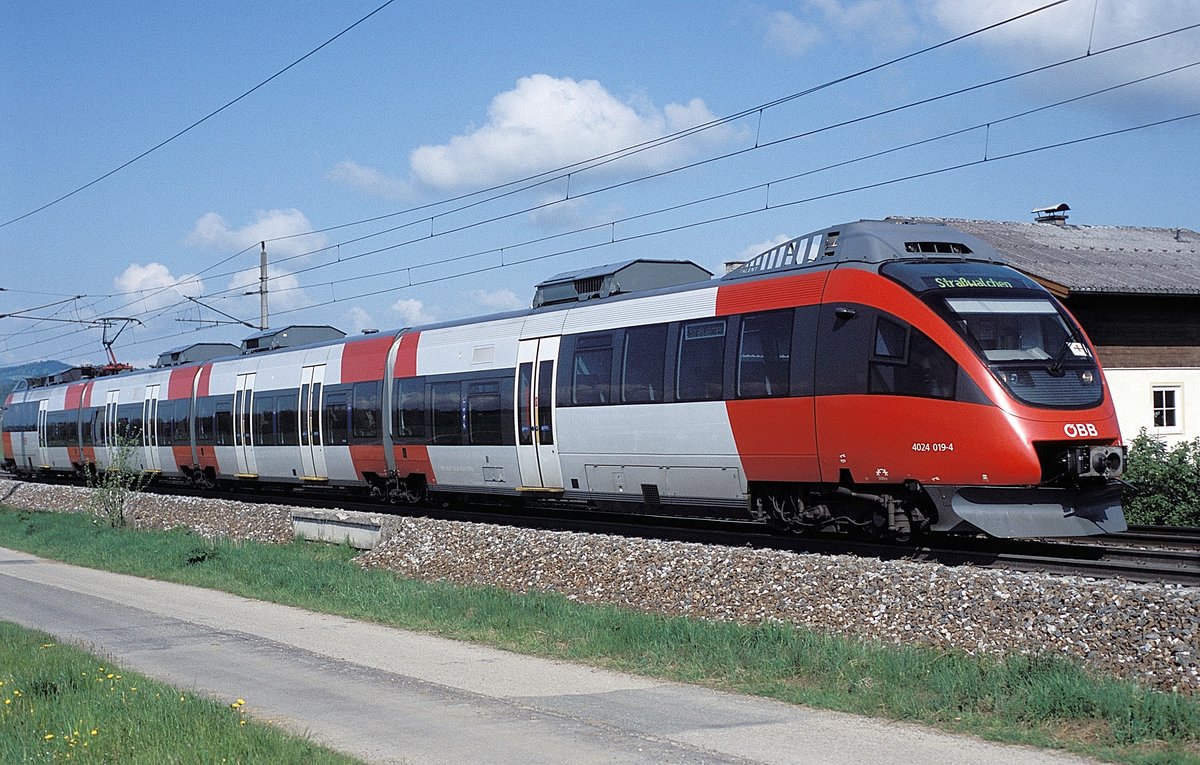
[881,259,1128,537]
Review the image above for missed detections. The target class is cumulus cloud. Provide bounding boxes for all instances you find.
[226,266,308,314]
[469,288,527,312]
[391,297,435,326]
[765,10,824,56]
[925,0,1200,107]
[731,234,794,268]
[764,1,919,55]
[345,306,377,333]
[407,74,732,190]
[187,209,329,259]
[113,262,204,311]
[327,161,412,200]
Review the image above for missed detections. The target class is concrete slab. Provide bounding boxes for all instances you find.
[0,546,1098,765]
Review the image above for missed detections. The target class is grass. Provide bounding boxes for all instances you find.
[1,506,1197,765]
[0,620,364,764]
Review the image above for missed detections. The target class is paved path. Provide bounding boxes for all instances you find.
[0,546,1097,765]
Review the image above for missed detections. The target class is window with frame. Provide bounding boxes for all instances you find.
[571,333,613,405]
[737,310,792,398]
[868,316,958,400]
[323,391,350,446]
[467,381,502,445]
[352,381,383,441]
[253,394,277,446]
[431,381,463,445]
[1153,387,1181,429]
[621,324,667,403]
[392,377,427,440]
[677,319,726,401]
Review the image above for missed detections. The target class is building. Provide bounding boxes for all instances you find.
[895,213,1200,445]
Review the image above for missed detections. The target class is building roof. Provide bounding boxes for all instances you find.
[891,216,1200,297]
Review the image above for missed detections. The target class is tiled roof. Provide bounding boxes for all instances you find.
[891,217,1200,295]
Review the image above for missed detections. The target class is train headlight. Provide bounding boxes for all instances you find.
[1080,370,1095,384]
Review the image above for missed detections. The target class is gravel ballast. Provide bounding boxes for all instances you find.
[2,479,1196,694]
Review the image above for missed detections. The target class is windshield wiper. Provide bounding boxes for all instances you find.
[1048,333,1084,377]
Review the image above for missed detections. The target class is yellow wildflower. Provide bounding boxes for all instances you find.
[43,733,54,740]
[90,729,97,736]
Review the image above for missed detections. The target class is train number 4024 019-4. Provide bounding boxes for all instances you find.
[912,442,954,452]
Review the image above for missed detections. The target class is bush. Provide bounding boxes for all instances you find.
[1122,429,1200,527]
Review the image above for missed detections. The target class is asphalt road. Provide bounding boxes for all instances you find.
[0,546,1097,765]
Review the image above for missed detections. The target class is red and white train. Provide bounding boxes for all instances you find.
[2,220,1128,538]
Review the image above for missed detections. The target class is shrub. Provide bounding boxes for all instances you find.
[1122,429,1200,527]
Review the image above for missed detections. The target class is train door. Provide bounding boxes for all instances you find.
[36,400,48,468]
[103,390,119,468]
[142,385,161,472]
[299,364,327,479]
[515,337,563,490]
[234,372,257,476]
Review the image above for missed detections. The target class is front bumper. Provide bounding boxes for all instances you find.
[927,482,1127,537]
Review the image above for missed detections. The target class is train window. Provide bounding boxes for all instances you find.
[81,408,94,446]
[738,310,792,398]
[467,381,502,445]
[873,317,909,361]
[431,382,463,445]
[869,326,957,400]
[621,324,666,403]
[214,401,233,446]
[157,402,174,445]
[253,394,276,447]
[392,377,427,440]
[195,398,215,445]
[352,381,383,441]
[571,333,612,405]
[173,400,190,445]
[677,319,726,401]
[323,391,350,446]
[277,391,299,446]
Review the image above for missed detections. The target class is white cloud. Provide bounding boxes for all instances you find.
[469,288,527,312]
[327,161,412,200]
[408,74,733,190]
[345,306,377,333]
[765,10,823,56]
[187,209,329,259]
[764,2,919,56]
[113,262,204,311]
[925,0,1200,107]
[391,297,435,326]
[730,234,793,270]
[226,266,308,315]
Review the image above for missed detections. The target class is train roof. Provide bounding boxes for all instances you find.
[721,219,1005,280]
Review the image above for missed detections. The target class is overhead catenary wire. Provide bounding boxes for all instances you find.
[42,108,1196,359]
[0,0,400,230]
[8,8,1194,362]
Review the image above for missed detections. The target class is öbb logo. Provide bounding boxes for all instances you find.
[1063,423,1098,438]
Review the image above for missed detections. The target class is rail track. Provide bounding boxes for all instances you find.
[4,473,1197,585]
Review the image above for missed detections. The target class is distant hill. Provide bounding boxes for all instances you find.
[0,360,71,404]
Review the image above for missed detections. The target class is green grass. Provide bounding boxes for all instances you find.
[1,506,1197,765]
[0,620,363,764]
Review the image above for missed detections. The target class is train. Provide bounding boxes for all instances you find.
[1,219,1128,539]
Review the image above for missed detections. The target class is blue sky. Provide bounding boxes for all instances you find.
[2,0,1198,368]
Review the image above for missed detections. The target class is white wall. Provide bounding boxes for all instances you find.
[1105,367,1200,446]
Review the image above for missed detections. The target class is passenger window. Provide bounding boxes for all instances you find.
[874,317,908,360]
[277,392,299,446]
[869,321,958,400]
[467,381,502,445]
[215,401,233,446]
[392,377,427,440]
[738,310,792,398]
[352,381,382,441]
[323,391,350,446]
[621,325,666,403]
[677,319,726,401]
[253,394,277,447]
[572,333,612,405]
[431,382,462,445]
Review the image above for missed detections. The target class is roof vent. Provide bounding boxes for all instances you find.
[533,259,712,308]
[1032,203,1070,226]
